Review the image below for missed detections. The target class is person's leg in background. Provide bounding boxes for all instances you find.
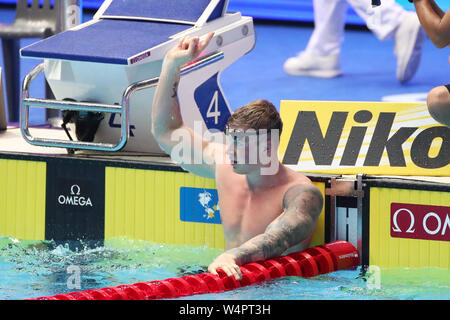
[283,0,346,78]
[350,0,426,83]
[283,0,426,83]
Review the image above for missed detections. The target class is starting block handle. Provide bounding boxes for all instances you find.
[21,63,128,152]
[20,51,224,152]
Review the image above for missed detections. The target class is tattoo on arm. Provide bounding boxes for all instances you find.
[227,184,323,266]
[171,81,179,98]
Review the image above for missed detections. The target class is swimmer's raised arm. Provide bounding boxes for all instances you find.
[152,32,224,178]
[413,0,450,48]
[208,184,323,280]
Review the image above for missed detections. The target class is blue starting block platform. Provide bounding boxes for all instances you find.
[21,0,228,65]
[21,19,190,65]
[19,0,255,154]
[99,0,225,23]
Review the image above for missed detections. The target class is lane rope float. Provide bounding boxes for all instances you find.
[31,240,360,300]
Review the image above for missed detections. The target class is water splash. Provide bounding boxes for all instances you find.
[0,236,220,299]
[0,236,448,300]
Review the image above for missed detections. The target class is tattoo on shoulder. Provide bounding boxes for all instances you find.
[282,184,323,218]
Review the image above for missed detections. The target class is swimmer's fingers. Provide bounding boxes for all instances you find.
[188,32,214,60]
[208,252,242,280]
[209,263,242,280]
[226,264,242,281]
[177,36,185,49]
[168,32,214,67]
[195,32,215,54]
[187,37,200,57]
[178,32,213,54]
[181,36,193,51]
[168,36,189,63]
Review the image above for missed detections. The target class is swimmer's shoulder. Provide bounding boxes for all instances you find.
[278,166,318,207]
[283,164,312,185]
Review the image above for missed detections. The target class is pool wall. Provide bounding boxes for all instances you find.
[0,153,327,250]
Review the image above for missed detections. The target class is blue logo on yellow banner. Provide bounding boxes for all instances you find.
[194,73,231,131]
[180,187,221,224]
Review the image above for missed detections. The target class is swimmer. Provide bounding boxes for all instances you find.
[151,32,323,280]
[411,0,450,126]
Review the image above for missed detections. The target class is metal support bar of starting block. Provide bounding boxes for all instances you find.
[20,51,224,152]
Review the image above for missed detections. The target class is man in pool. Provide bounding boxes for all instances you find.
[151,32,323,280]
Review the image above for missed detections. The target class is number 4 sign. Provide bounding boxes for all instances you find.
[194,73,231,131]
[207,90,221,125]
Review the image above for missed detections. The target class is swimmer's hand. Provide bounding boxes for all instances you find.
[165,31,215,69]
[208,252,242,281]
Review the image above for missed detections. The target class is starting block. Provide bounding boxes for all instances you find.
[19,0,255,153]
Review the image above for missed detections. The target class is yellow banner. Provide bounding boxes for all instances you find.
[279,101,450,176]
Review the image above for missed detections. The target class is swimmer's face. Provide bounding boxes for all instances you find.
[224,125,272,174]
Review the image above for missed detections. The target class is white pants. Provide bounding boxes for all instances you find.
[306,0,407,56]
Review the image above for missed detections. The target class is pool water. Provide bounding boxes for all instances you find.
[0,236,448,300]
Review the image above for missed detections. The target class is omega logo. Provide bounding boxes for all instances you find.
[70,184,81,196]
[58,184,93,207]
[392,208,415,233]
[391,203,450,241]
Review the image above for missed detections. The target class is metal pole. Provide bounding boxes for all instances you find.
[0,67,6,130]
[58,0,83,32]
[47,0,84,124]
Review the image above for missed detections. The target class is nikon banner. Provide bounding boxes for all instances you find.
[279,101,450,176]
